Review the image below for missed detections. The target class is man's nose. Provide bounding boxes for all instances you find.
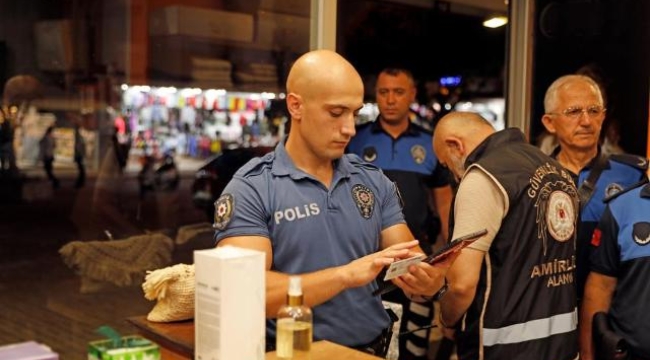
[342,116,356,136]
[578,112,594,125]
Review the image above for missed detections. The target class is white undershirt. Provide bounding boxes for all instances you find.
[452,167,508,252]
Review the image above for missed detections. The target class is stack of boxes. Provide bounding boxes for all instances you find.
[190,57,234,89]
[147,0,310,88]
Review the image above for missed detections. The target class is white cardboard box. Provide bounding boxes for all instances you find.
[0,341,58,360]
[149,6,254,43]
[194,246,265,360]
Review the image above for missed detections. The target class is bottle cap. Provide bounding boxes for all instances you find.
[288,276,302,296]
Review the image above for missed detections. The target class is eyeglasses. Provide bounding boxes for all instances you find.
[548,105,606,119]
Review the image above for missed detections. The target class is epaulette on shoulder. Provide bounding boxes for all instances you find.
[604,178,650,203]
[609,153,649,170]
[345,153,381,171]
[238,152,274,177]
[410,120,434,135]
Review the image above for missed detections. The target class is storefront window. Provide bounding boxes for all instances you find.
[0,1,309,357]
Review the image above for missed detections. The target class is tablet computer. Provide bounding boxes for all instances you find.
[372,228,488,296]
[422,228,488,265]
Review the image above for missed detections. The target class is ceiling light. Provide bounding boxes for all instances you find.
[483,16,508,28]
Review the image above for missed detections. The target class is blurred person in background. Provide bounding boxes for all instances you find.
[73,124,86,188]
[0,111,17,172]
[39,125,59,189]
[347,67,452,360]
[540,74,648,301]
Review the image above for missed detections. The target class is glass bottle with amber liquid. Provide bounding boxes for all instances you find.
[276,276,313,359]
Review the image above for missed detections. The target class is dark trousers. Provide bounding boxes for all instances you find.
[43,157,59,188]
[75,157,85,188]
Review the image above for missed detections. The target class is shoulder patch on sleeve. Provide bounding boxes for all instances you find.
[609,154,648,170]
[213,193,234,230]
[604,179,650,203]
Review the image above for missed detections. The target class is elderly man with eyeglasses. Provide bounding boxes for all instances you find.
[541,74,648,303]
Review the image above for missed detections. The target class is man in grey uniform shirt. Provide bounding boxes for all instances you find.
[213,49,450,354]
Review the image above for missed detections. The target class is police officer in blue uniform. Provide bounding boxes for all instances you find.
[541,74,648,300]
[213,50,450,356]
[348,68,452,360]
[580,180,650,360]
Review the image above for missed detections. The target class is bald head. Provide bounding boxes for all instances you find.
[433,112,495,180]
[434,111,495,151]
[283,50,364,164]
[286,49,363,102]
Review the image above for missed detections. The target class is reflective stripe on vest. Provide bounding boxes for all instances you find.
[483,308,577,346]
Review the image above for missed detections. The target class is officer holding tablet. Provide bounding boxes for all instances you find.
[213,50,452,357]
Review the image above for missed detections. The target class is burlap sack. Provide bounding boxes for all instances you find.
[59,233,174,293]
[142,263,195,322]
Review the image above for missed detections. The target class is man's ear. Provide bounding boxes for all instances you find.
[541,114,556,134]
[445,136,464,155]
[286,93,302,120]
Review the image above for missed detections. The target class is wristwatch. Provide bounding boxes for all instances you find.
[409,280,448,303]
[433,280,448,301]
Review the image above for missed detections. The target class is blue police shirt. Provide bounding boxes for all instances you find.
[551,149,648,298]
[347,120,449,246]
[590,181,650,357]
[214,140,406,347]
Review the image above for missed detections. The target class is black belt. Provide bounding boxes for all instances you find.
[352,327,392,358]
[353,308,399,358]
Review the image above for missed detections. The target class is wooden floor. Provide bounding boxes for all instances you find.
[0,237,217,358]
[0,171,212,359]
[0,254,151,358]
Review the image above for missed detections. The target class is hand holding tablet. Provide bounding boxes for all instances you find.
[383,254,427,281]
[421,228,488,265]
[374,228,488,296]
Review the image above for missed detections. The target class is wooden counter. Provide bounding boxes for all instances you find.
[266,340,382,360]
[127,316,381,359]
[127,316,193,360]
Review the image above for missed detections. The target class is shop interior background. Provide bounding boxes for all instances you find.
[0,0,648,358]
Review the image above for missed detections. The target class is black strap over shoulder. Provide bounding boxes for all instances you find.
[578,154,609,212]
